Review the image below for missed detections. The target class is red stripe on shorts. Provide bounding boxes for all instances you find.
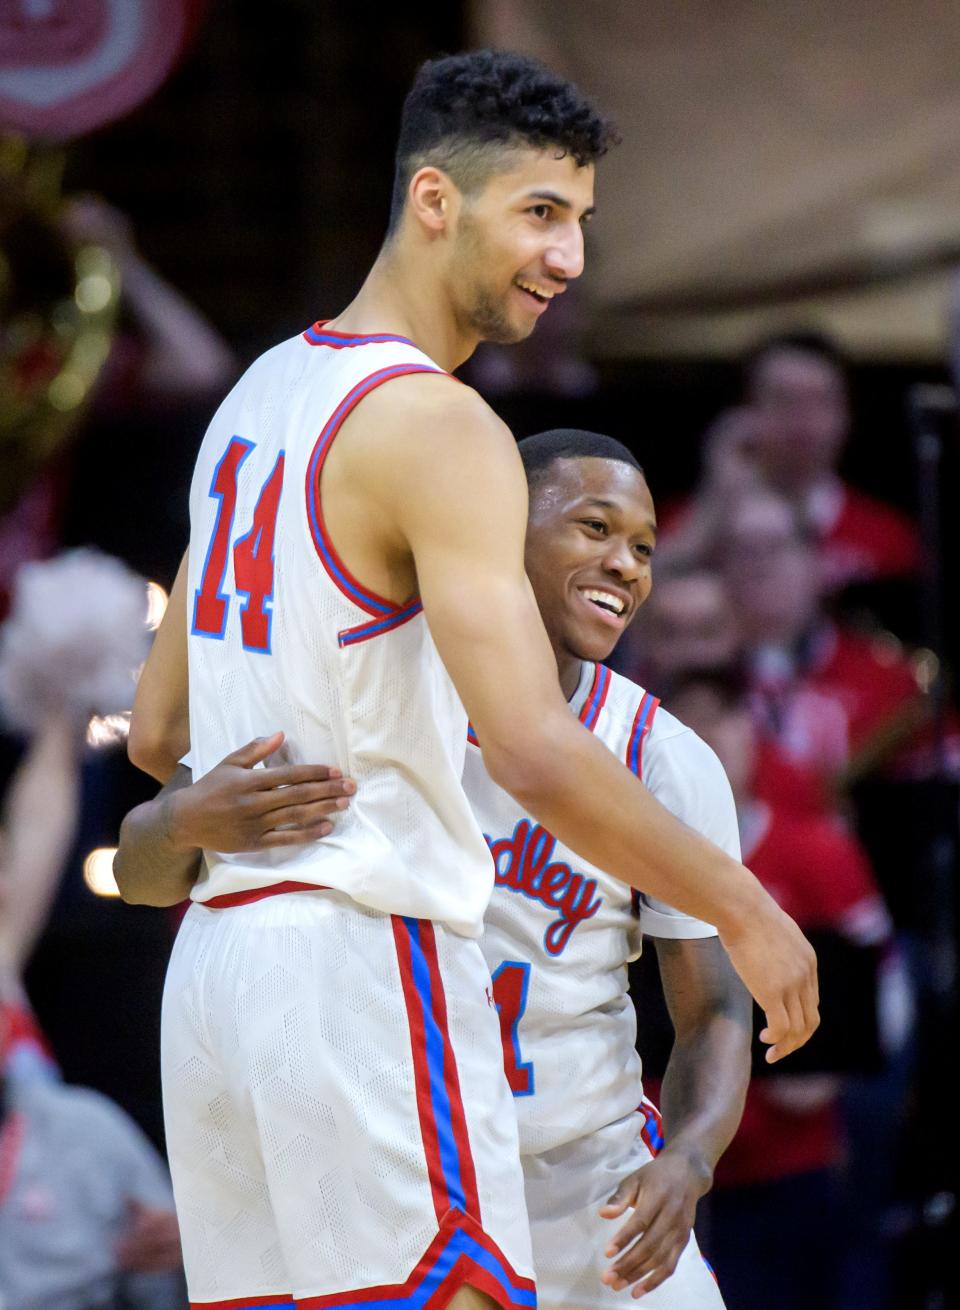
[392,917,449,1222]
[416,921,482,1221]
[296,1208,535,1310]
[189,1296,293,1309]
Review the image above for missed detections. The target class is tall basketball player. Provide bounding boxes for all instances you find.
[125,51,815,1310]
[118,430,750,1308]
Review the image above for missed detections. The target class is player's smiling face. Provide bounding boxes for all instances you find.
[524,457,656,672]
[447,149,595,345]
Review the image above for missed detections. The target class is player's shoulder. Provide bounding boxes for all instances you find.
[606,666,729,776]
[603,665,686,744]
[346,375,520,506]
[247,327,314,379]
[354,367,507,441]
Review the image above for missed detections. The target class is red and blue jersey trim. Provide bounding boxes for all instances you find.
[303,320,417,350]
[627,689,660,921]
[189,1211,536,1310]
[338,599,423,647]
[578,663,612,731]
[640,1099,665,1156]
[298,1209,536,1310]
[625,690,659,777]
[392,916,481,1223]
[305,363,444,618]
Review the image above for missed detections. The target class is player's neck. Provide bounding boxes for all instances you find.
[329,246,479,373]
[558,653,584,701]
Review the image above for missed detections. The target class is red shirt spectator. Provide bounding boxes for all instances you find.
[751,736,831,819]
[657,333,920,595]
[804,622,927,768]
[714,802,888,1189]
[809,480,919,591]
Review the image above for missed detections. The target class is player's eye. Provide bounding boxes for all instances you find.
[634,542,654,558]
[529,204,552,221]
[579,519,607,534]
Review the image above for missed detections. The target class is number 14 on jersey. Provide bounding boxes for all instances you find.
[192,437,285,653]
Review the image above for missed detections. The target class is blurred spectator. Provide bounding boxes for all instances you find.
[0,715,79,1086]
[720,490,932,785]
[0,195,237,617]
[59,196,237,410]
[623,566,831,818]
[661,331,920,596]
[0,1006,185,1310]
[667,670,894,1310]
[625,568,739,692]
[0,480,62,624]
[0,551,151,1082]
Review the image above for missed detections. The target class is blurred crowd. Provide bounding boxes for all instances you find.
[0,199,953,1309]
[0,195,235,1310]
[617,331,952,1310]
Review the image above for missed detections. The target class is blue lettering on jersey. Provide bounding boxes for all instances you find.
[485,819,602,954]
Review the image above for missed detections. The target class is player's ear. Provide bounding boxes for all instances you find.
[407,166,457,235]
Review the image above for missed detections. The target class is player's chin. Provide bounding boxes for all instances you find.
[488,315,536,345]
[566,619,620,665]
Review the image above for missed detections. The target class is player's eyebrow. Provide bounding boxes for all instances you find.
[526,190,597,219]
[581,497,657,536]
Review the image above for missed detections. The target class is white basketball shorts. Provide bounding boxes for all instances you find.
[520,1105,724,1310]
[161,886,535,1310]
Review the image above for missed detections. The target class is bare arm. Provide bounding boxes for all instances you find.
[655,934,752,1177]
[0,715,81,975]
[367,375,817,1060]
[600,937,751,1296]
[61,196,237,399]
[129,551,190,782]
[114,765,199,907]
[114,734,356,906]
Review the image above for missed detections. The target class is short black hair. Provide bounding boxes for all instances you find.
[744,329,847,391]
[388,49,618,233]
[518,428,644,495]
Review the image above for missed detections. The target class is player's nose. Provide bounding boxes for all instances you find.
[544,222,585,282]
[603,538,641,581]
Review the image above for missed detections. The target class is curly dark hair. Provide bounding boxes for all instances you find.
[387,49,618,233]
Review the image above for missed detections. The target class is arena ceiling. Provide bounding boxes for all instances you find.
[473,0,960,361]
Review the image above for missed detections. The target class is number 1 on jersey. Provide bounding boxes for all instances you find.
[491,961,534,1097]
[192,436,285,653]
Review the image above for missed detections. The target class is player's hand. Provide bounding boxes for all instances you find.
[168,732,355,853]
[719,898,819,1063]
[599,1150,708,1298]
[115,1198,183,1273]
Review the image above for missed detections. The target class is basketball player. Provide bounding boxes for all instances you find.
[123,50,815,1310]
[119,431,752,1307]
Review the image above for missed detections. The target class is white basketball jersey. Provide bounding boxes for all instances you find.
[465,661,741,1154]
[186,322,493,936]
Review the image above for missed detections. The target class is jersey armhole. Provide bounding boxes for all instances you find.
[304,364,444,617]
